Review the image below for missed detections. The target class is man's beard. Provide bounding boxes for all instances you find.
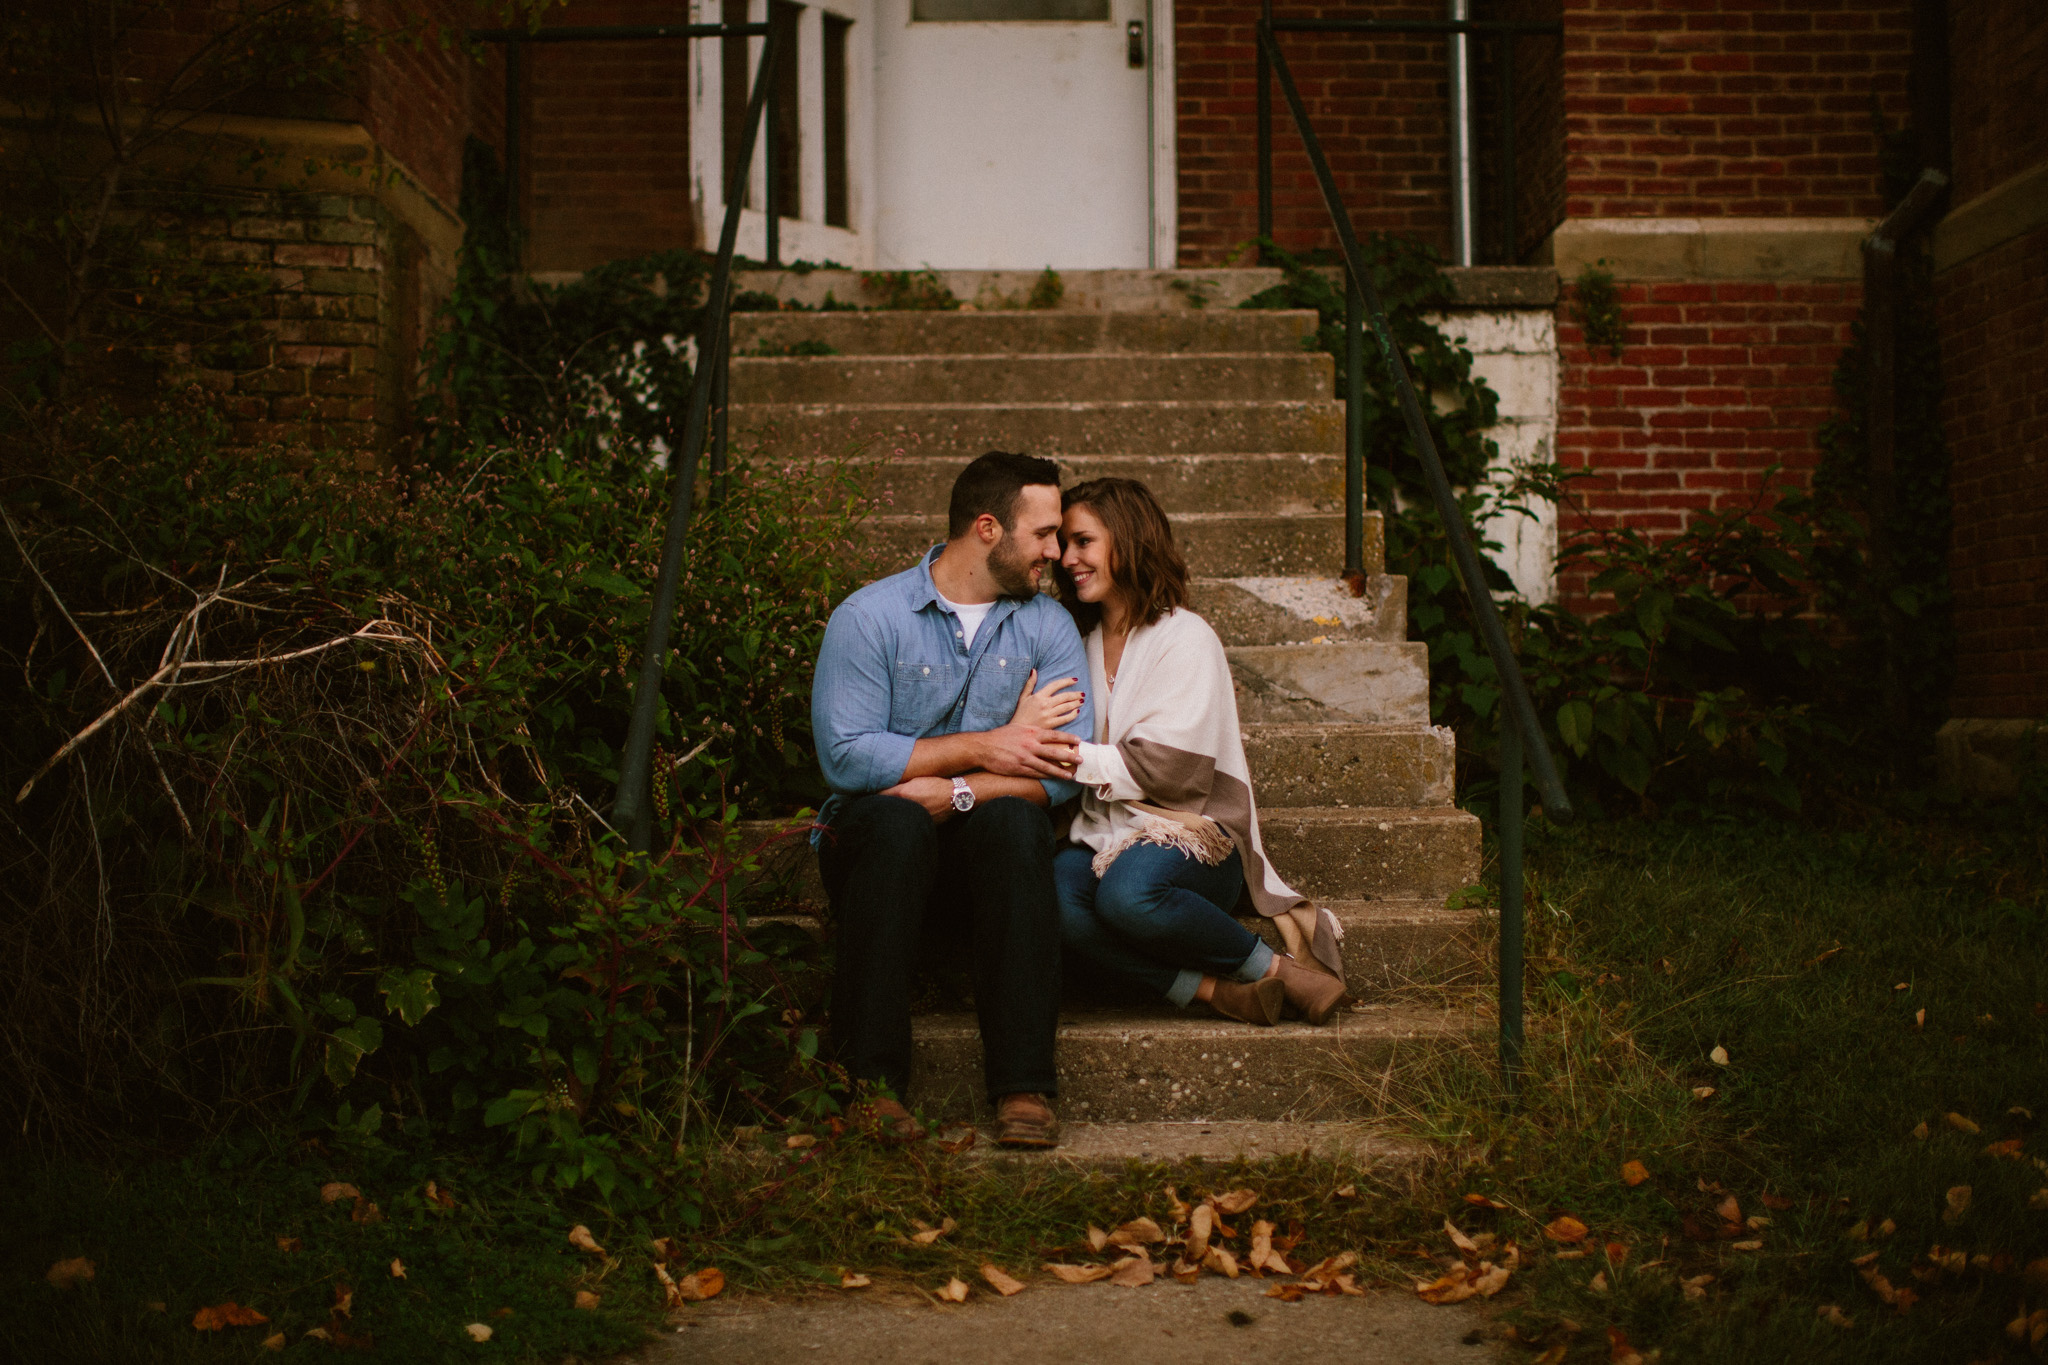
[987,530,1043,599]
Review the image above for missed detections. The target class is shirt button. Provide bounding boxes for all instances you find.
[999,658,1008,666]
[922,666,930,675]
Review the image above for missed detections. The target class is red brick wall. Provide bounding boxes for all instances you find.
[1947,0,2048,203]
[1175,1,1455,266]
[1941,226,2048,717]
[523,1,699,273]
[1553,277,1859,600]
[355,0,506,211]
[1562,0,1910,219]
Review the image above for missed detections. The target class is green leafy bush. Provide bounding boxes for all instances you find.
[0,398,872,1206]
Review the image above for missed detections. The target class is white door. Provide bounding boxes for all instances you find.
[872,0,1155,269]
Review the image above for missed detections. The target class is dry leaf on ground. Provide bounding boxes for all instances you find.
[1984,1138,2026,1159]
[1709,1045,1730,1066]
[1943,1186,1972,1224]
[192,1303,269,1330]
[464,1323,492,1342]
[909,1217,957,1246]
[1607,1324,1644,1364]
[1912,1121,1931,1140]
[574,1290,600,1310]
[45,1258,94,1290]
[319,1182,360,1204]
[1681,1273,1714,1300]
[1692,1086,1716,1099]
[1605,1242,1629,1267]
[261,1332,285,1350]
[350,1200,383,1225]
[1202,1246,1240,1279]
[1463,1193,1508,1210]
[1620,1160,1650,1187]
[390,1260,406,1279]
[1085,1225,1110,1253]
[1334,1184,1357,1199]
[1109,1252,1156,1287]
[2028,1189,2048,1211]
[936,1278,969,1303]
[568,1225,606,1255]
[785,1133,817,1150]
[935,1129,976,1155]
[424,1180,456,1209]
[1212,1189,1259,1215]
[1416,1266,1479,1304]
[1187,1204,1214,1260]
[1946,1112,1981,1134]
[672,1269,724,1303]
[1588,1270,1609,1295]
[1472,1262,1512,1296]
[1716,1194,1742,1224]
[839,1273,871,1289]
[1043,1262,1115,1284]
[980,1264,1026,1296]
[1544,1215,1589,1244]
[332,1284,353,1317]
[1247,1221,1289,1275]
[1109,1217,1166,1247]
[276,1237,301,1253]
[1729,1239,1764,1251]
[1760,1192,1793,1211]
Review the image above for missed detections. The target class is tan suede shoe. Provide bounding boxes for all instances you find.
[994,1092,1060,1148]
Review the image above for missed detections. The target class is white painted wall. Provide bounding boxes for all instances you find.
[870,0,1154,268]
[1427,309,1561,605]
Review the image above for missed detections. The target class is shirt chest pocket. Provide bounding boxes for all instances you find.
[890,658,954,733]
[963,651,1036,732]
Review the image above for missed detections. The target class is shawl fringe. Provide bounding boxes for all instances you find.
[1090,811,1235,879]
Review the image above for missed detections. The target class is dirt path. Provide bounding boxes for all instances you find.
[638,1279,1488,1365]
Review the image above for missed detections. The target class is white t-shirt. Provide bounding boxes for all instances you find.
[936,592,996,650]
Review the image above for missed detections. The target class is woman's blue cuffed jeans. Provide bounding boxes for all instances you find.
[1054,841,1274,1008]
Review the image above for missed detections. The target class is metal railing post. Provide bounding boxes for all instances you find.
[1344,266,1365,577]
[1499,33,1517,264]
[765,10,781,268]
[613,20,788,862]
[1499,713,1525,1104]
[710,318,731,506]
[1256,5,1273,256]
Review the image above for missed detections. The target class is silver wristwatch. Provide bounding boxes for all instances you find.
[951,776,976,813]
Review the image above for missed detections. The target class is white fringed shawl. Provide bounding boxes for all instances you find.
[1068,608,1346,979]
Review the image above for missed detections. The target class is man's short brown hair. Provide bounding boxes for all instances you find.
[948,451,1063,539]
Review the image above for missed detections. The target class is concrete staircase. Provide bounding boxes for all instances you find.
[729,277,1484,1163]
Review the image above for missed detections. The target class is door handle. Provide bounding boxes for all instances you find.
[1127,19,1145,68]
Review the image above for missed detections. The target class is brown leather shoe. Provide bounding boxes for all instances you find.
[1271,954,1348,1025]
[994,1092,1060,1148]
[848,1096,925,1144]
[1202,975,1286,1026]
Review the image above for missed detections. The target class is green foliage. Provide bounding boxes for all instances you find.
[1572,260,1628,359]
[857,268,961,311]
[0,399,872,1199]
[1025,266,1066,311]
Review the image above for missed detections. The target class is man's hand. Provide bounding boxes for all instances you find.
[880,775,956,822]
[976,723,1079,780]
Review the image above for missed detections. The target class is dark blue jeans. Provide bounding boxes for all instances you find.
[1054,841,1274,1008]
[818,794,1061,1104]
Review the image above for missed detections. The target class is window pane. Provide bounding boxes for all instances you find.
[912,0,1109,21]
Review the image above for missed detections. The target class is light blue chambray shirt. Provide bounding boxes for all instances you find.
[811,546,1093,834]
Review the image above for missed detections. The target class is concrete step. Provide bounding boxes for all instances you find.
[730,353,1333,405]
[863,511,1343,578]
[1255,806,1482,902]
[1229,641,1432,725]
[1242,722,1455,808]
[1192,575,1406,646]
[907,1002,1479,1122]
[731,308,1319,356]
[733,399,1344,458]
[828,452,1354,519]
[952,1120,1429,1168]
[732,266,1294,314]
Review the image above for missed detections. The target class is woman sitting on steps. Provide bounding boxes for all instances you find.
[1013,476,1348,1027]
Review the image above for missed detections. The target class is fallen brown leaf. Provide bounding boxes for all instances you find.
[464,1323,492,1343]
[1984,1138,2026,1159]
[1163,1185,1191,1222]
[1716,1194,1742,1224]
[574,1290,600,1310]
[673,1268,724,1302]
[839,1273,871,1289]
[260,1331,286,1351]
[1588,1270,1609,1295]
[934,1277,969,1304]
[785,1133,816,1150]
[1042,1262,1115,1284]
[934,1129,976,1155]
[1265,1282,1307,1302]
[1444,1218,1481,1258]
[1211,1189,1258,1216]
[1730,1239,1764,1251]
[2029,1188,2048,1211]
[1607,1324,1643,1364]
[1472,1261,1512,1296]
[1462,1192,1509,1210]
[1544,1215,1589,1244]
[1415,1265,1478,1304]
[1085,1225,1110,1254]
[1943,1186,1972,1224]
[1914,1008,1926,1030]
[980,1263,1026,1297]
[909,1216,958,1246]
[568,1224,606,1256]
[332,1284,353,1317]
[1202,1246,1239,1279]
[1171,1258,1202,1285]
[1109,1252,1156,1287]
[192,1302,269,1330]
[1709,1045,1730,1067]
[1109,1216,1166,1247]
[649,1236,680,1261]
[1247,1220,1289,1275]
[1534,1349,1568,1365]
[45,1258,94,1290]
[1681,1273,1714,1300]
[1911,1121,1931,1140]
[275,1237,300,1253]
[1946,1112,1981,1134]
[1187,1204,1215,1260]
[1692,1086,1716,1099]
[350,1200,383,1226]
[1760,1192,1794,1211]
[424,1180,456,1209]
[389,1259,405,1280]
[1334,1184,1357,1200]
[1605,1241,1629,1267]
[318,1182,360,1204]
[1621,1160,1650,1187]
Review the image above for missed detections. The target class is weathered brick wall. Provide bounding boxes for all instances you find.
[1941,226,2048,718]
[1506,0,1567,261]
[523,1,698,273]
[354,0,507,211]
[1175,1,1455,265]
[1562,0,1910,219]
[1947,0,2048,203]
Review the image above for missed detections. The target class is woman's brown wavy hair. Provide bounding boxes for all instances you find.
[1054,477,1189,634]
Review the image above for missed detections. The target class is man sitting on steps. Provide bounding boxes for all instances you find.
[811,451,1093,1148]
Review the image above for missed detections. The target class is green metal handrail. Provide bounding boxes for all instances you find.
[1255,19,1572,1102]
[612,19,790,866]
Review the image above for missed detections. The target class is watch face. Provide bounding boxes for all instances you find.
[952,782,974,811]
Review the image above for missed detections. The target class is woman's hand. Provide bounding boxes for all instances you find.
[1009,668,1084,729]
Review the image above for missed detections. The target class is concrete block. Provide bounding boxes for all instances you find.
[1935,718,2048,799]
[858,511,1345,578]
[1242,722,1456,809]
[734,399,1346,458]
[1256,806,1482,901]
[1189,575,1406,646]
[1423,309,1556,356]
[1228,642,1431,725]
[731,310,1319,358]
[731,353,1333,405]
[836,453,1350,518]
[1466,352,1557,421]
